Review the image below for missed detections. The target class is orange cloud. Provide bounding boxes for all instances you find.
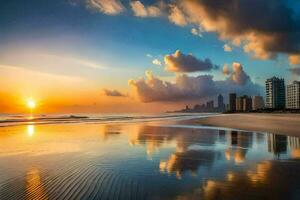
[87,0,125,15]
[289,55,300,65]
[130,1,161,17]
[168,5,188,26]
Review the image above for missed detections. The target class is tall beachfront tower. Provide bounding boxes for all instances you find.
[252,96,264,110]
[229,93,236,112]
[265,77,285,109]
[218,94,225,111]
[286,81,300,109]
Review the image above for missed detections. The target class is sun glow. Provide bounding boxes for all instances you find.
[27,125,35,137]
[27,99,36,109]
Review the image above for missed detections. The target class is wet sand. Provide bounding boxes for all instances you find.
[197,113,300,137]
[1,118,300,199]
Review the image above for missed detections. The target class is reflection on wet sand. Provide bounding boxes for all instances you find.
[175,159,300,200]
[0,122,300,199]
[26,168,48,200]
[268,134,287,157]
[159,150,218,179]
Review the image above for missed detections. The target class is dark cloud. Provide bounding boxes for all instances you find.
[164,50,218,72]
[103,89,126,97]
[81,0,300,63]
[128,64,262,102]
[173,0,300,63]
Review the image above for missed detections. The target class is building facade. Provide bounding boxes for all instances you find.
[206,100,214,109]
[286,81,300,109]
[243,96,252,111]
[236,96,244,111]
[265,77,285,109]
[229,93,236,112]
[236,95,252,112]
[218,94,225,111]
[252,96,264,110]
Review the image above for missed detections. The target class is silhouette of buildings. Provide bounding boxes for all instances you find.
[229,93,237,112]
[235,95,252,112]
[218,94,225,112]
[265,77,285,109]
[172,76,300,113]
[286,81,300,109]
[206,100,214,109]
[173,78,300,113]
[175,94,226,113]
[243,96,252,111]
[252,96,264,110]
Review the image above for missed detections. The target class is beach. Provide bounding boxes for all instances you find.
[1,114,300,199]
[197,113,300,137]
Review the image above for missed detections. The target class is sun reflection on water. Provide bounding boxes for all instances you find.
[27,125,35,137]
[26,167,48,199]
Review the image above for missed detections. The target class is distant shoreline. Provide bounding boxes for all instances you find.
[196,113,300,137]
[170,109,300,114]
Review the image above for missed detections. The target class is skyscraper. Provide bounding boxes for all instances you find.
[217,94,225,111]
[286,81,300,109]
[265,77,285,109]
[236,95,252,112]
[252,96,264,110]
[206,100,214,109]
[229,93,236,112]
[243,96,252,112]
[236,96,244,111]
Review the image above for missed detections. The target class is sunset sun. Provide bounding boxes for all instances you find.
[27,99,36,109]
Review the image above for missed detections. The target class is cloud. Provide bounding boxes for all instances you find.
[146,54,153,58]
[86,0,124,15]
[152,59,162,66]
[83,0,300,63]
[168,0,300,63]
[128,68,262,103]
[289,55,300,65]
[103,89,126,97]
[191,27,203,37]
[227,62,250,85]
[223,44,233,52]
[164,50,217,72]
[168,5,188,26]
[222,64,230,75]
[130,1,161,17]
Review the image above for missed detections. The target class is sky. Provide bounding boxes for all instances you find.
[0,0,300,113]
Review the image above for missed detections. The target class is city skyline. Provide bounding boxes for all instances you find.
[1,0,300,113]
[178,75,300,113]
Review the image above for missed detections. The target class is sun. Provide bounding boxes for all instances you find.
[27,99,36,109]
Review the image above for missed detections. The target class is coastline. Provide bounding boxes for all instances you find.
[196,113,300,137]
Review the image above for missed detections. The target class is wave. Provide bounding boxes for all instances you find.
[0,113,214,127]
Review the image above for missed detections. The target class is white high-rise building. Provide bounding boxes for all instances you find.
[252,96,264,110]
[286,81,300,109]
